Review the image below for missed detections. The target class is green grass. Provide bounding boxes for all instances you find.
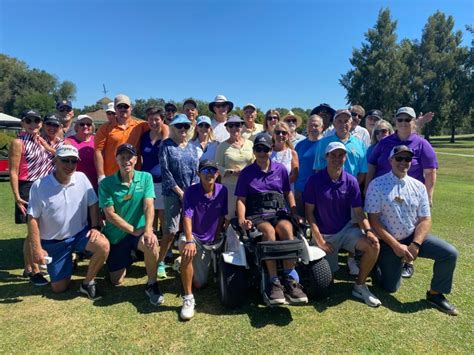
[1,137,473,353]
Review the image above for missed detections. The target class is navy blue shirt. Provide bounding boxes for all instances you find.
[140,131,162,183]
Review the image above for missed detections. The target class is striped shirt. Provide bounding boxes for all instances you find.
[18,132,53,181]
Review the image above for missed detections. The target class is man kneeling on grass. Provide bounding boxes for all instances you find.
[99,143,164,306]
[179,160,228,320]
[366,145,459,315]
[28,146,110,300]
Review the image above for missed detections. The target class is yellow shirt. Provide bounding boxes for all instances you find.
[241,123,264,141]
[215,139,254,184]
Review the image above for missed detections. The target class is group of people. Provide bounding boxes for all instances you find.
[9,93,459,321]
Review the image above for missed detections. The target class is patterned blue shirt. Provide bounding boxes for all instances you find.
[159,138,199,196]
[365,171,431,241]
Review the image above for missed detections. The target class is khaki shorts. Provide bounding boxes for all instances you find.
[323,222,363,273]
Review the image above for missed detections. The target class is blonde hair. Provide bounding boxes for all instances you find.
[192,123,216,141]
[272,121,294,149]
[370,119,394,145]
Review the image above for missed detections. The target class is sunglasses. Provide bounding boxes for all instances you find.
[79,122,92,127]
[394,156,413,162]
[24,117,42,124]
[60,158,78,164]
[200,167,218,174]
[266,116,279,121]
[226,123,242,129]
[106,111,116,115]
[198,123,211,129]
[117,104,130,110]
[254,145,271,153]
[58,107,72,113]
[285,119,297,124]
[351,112,362,119]
[274,130,288,136]
[45,122,59,127]
[396,117,413,123]
[375,129,389,135]
[214,103,227,109]
[165,108,177,113]
[174,123,190,130]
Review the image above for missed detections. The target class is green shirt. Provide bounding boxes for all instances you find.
[99,170,155,244]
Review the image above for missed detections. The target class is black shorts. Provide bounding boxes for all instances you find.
[15,180,33,224]
[248,210,293,229]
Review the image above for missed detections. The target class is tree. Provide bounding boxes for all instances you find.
[340,8,408,118]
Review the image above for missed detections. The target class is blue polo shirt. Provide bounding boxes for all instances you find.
[304,169,362,235]
[295,138,320,192]
[313,134,367,177]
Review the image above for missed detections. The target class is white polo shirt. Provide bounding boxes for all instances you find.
[365,171,431,240]
[27,171,98,241]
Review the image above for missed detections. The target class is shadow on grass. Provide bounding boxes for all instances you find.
[0,237,25,270]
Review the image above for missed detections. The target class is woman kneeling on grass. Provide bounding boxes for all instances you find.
[179,159,228,320]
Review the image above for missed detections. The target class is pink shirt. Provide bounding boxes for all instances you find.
[67,135,98,189]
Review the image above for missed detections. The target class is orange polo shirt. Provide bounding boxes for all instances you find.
[95,118,149,176]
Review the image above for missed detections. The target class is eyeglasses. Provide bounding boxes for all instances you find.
[274,130,288,136]
[79,122,92,127]
[285,119,297,124]
[351,112,362,119]
[45,122,60,127]
[214,103,227,109]
[117,104,130,110]
[165,108,176,113]
[375,129,389,135]
[367,116,381,121]
[200,167,218,174]
[174,123,190,130]
[254,145,271,153]
[106,111,116,115]
[396,117,413,123]
[198,123,211,129]
[58,107,72,113]
[60,158,78,164]
[266,116,279,121]
[23,118,42,124]
[226,123,242,129]
[394,156,413,162]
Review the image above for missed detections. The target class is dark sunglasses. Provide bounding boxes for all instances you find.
[226,123,242,129]
[58,107,72,113]
[60,158,78,164]
[117,104,130,110]
[79,122,92,127]
[45,122,59,127]
[24,117,42,124]
[274,130,288,136]
[214,103,227,109]
[285,119,297,124]
[254,145,271,153]
[394,156,413,162]
[396,117,412,123]
[351,112,362,119]
[174,123,190,130]
[266,116,279,121]
[375,129,389,135]
[165,108,177,113]
[200,167,218,174]
[198,123,211,129]
[106,111,116,115]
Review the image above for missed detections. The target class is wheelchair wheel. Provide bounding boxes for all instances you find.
[300,258,332,300]
[218,258,247,308]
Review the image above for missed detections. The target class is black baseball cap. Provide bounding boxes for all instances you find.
[116,143,137,156]
[198,159,218,172]
[20,109,42,120]
[366,109,383,120]
[253,133,272,149]
[43,113,61,126]
[310,103,336,117]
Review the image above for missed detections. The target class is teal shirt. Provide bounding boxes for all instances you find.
[99,170,155,244]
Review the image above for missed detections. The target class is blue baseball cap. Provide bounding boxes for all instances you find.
[170,114,191,126]
[56,100,72,110]
[196,116,212,126]
[116,143,137,156]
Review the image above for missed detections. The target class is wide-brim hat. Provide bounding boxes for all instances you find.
[282,110,303,128]
[224,115,244,126]
[310,103,336,117]
[209,95,234,114]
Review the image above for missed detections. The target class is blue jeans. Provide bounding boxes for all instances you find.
[375,234,458,294]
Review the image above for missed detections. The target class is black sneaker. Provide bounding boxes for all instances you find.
[79,281,103,301]
[30,273,49,286]
[263,278,286,306]
[426,291,458,316]
[23,269,33,278]
[283,276,308,304]
[401,262,414,278]
[145,282,164,306]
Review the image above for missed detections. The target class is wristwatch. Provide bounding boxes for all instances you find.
[364,228,374,235]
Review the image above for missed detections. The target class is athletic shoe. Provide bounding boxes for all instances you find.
[401,262,414,278]
[263,278,286,306]
[157,261,167,279]
[79,281,102,301]
[347,257,360,276]
[22,269,33,278]
[352,283,382,307]
[282,275,308,304]
[426,291,458,316]
[180,296,195,320]
[30,273,49,286]
[145,282,164,306]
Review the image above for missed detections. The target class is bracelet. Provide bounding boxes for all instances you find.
[185,240,195,244]
[364,228,374,235]
[411,241,422,249]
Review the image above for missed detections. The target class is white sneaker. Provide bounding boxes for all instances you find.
[352,284,382,307]
[180,296,195,320]
[347,257,360,276]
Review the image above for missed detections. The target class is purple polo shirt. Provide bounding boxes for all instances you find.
[304,169,362,235]
[369,132,438,183]
[183,183,228,244]
[235,161,291,197]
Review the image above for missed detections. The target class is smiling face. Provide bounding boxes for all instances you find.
[44,121,61,139]
[183,103,198,122]
[326,149,346,170]
[116,151,137,174]
[307,115,323,138]
[199,167,219,185]
[333,114,352,138]
[147,113,163,131]
[390,152,412,178]
[115,103,132,121]
[225,121,243,139]
[75,119,94,136]
[395,113,415,134]
[55,155,78,178]
[214,103,229,121]
[243,107,256,126]
[21,117,43,135]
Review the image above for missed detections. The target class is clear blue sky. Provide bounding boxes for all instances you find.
[1,0,472,112]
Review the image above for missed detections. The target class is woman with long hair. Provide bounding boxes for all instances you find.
[190,116,219,161]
